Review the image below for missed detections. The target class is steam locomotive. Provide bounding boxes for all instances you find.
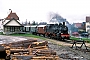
[45,22,70,40]
[22,22,70,40]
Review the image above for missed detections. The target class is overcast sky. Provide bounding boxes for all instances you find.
[0,0,90,24]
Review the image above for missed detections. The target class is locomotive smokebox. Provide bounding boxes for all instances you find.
[63,22,65,26]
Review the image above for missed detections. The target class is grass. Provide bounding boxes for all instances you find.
[0,32,3,35]
[1,32,90,43]
[9,33,47,40]
[70,36,90,43]
[70,36,80,40]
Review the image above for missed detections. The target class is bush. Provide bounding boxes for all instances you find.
[0,32,3,35]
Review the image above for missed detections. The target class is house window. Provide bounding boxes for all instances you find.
[15,27,18,31]
[20,27,23,32]
[10,27,15,32]
[7,27,10,32]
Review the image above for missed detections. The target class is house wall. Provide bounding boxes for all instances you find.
[6,20,21,26]
[86,22,90,33]
[3,26,21,34]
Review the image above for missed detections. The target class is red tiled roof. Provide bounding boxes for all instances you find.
[5,11,19,20]
[86,16,90,22]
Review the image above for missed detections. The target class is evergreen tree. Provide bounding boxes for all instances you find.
[32,21,35,25]
[28,21,30,25]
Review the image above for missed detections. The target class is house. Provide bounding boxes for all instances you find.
[3,10,23,34]
[86,16,90,34]
[74,23,82,28]
[73,23,82,33]
[72,22,85,33]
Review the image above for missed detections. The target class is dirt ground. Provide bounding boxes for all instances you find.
[0,35,90,60]
[26,37,90,60]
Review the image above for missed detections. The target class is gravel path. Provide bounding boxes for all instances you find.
[0,35,90,60]
[0,35,27,44]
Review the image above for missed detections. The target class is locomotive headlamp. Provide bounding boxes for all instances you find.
[61,33,63,34]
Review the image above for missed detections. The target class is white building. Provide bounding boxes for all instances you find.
[86,16,90,34]
[2,10,23,34]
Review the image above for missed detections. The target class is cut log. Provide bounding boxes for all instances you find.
[11,55,33,60]
[8,39,37,48]
[31,56,60,60]
[35,49,56,56]
[9,39,37,45]
[0,39,59,60]
[28,41,48,48]
[10,49,29,54]
[11,55,60,60]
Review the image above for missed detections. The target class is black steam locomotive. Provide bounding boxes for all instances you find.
[45,22,70,40]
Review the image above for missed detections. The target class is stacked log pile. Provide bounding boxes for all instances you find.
[0,39,60,60]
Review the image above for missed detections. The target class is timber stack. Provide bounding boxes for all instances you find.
[0,39,60,60]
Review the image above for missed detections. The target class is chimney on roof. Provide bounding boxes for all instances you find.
[9,9,12,13]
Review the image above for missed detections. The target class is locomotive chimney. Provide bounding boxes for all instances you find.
[63,22,65,26]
